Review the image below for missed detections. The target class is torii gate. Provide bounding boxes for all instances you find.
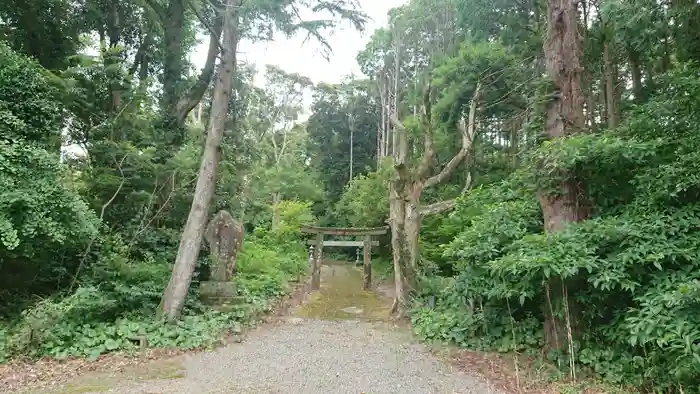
[300,226,389,291]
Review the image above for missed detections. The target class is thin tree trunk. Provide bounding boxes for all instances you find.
[603,40,617,128]
[159,1,240,322]
[599,77,606,126]
[174,17,223,125]
[584,75,596,128]
[349,113,354,181]
[271,192,282,230]
[540,0,590,350]
[106,0,122,112]
[628,49,643,102]
[376,117,381,167]
[383,76,391,157]
[392,34,401,158]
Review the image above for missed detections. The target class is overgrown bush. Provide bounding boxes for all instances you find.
[0,223,309,361]
[411,67,700,391]
[0,199,312,361]
[0,42,63,150]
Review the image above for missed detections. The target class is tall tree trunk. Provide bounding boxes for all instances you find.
[671,0,700,64]
[159,1,240,322]
[145,0,221,131]
[389,178,414,316]
[161,0,186,120]
[598,77,606,127]
[628,49,643,102]
[540,0,590,350]
[106,0,122,112]
[383,76,391,157]
[584,75,596,128]
[391,34,401,158]
[603,39,617,128]
[387,83,480,317]
[376,117,381,167]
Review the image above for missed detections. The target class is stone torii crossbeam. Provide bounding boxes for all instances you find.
[300,225,388,291]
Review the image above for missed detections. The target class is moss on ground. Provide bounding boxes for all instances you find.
[293,261,392,321]
[28,262,392,393]
[28,359,186,394]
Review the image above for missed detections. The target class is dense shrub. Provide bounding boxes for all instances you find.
[0,226,309,361]
[411,67,700,391]
[0,42,63,150]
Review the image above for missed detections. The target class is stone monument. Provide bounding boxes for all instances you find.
[200,210,245,306]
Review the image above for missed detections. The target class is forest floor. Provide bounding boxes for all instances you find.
[2,261,621,394]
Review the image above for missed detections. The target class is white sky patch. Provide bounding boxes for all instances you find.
[62,0,406,158]
[189,0,406,119]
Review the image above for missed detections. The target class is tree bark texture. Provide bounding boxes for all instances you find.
[387,83,480,316]
[540,0,590,350]
[603,40,617,128]
[147,0,222,129]
[159,0,240,322]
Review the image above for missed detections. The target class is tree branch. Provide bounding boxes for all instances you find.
[386,108,409,179]
[418,199,457,216]
[416,82,434,181]
[141,0,165,22]
[424,81,481,189]
[418,172,472,216]
[174,15,223,125]
[188,0,224,51]
[69,153,128,292]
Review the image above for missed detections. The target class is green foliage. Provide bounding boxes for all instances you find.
[0,140,99,251]
[306,80,380,206]
[411,67,700,391]
[432,40,524,123]
[0,43,63,150]
[0,228,308,361]
[334,162,392,227]
[274,200,315,232]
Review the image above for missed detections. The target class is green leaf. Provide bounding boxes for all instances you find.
[104,339,120,351]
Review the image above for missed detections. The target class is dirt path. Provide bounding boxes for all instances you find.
[15,262,501,394]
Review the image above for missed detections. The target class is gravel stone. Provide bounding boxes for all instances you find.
[105,318,501,394]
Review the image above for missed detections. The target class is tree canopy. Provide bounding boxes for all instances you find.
[3,0,700,391]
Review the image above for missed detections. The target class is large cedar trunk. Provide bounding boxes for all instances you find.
[159,1,240,322]
[162,0,186,120]
[540,0,589,350]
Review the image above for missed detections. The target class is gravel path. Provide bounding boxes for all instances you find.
[22,264,501,394]
[105,318,500,394]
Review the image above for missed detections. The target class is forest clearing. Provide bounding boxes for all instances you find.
[2,0,700,392]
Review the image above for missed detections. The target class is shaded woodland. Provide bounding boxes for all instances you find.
[2,0,700,391]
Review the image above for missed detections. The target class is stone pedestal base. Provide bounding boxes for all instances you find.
[200,281,241,306]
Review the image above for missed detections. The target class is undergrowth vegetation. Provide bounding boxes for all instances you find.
[0,223,308,362]
[408,67,700,391]
[0,37,314,364]
[4,0,700,392]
